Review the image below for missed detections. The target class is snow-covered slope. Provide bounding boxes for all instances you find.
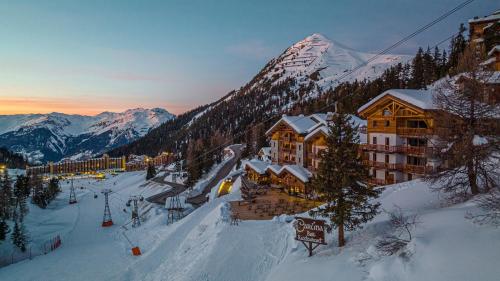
[228,33,411,103]
[0,108,175,163]
[271,33,408,87]
[1,170,498,281]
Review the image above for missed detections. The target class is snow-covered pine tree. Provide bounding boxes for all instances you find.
[310,112,381,247]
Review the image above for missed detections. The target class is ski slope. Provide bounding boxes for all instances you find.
[1,171,499,281]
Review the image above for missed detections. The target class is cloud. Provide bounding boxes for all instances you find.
[225,40,275,60]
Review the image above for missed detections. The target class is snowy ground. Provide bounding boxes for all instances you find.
[1,170,499,281]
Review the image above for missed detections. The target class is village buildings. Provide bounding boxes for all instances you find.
[245,113,366,197]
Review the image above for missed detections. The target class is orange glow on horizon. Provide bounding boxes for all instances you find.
[0,97,191,116]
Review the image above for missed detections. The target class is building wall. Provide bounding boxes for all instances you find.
[360,96,438,185]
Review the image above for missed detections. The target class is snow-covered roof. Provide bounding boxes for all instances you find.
[266,114,321,135]
[488,45,500,57]
[282,165,313,182]
[267,164,282,175]
[486,71,500,84]
[304,119,367,144]
[245,160,269,175]
[480,57,496,66]
[468,13,500,23]
[265,164,312,182]
[358,89,435,114]
[304,126,329,141]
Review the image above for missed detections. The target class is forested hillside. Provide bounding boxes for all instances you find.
[0,147,28,169]
[108,27,467,184]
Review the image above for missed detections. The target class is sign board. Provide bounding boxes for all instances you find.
[294,217,327,256]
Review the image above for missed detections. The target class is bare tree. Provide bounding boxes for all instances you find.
[466,188,500,227]
[376,205,420,257]
[427,45,500,201]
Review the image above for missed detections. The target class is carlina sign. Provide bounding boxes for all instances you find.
[294,217,327,256]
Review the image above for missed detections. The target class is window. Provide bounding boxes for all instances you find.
[383,109,391,116]
[385,120,390,127]
[372,120,378,127]
[298,144,302,150]
[407,120,428,128]
[373,153,377,162]
[408,138,427,147]
[373,137,377,144]
[385,155,389,163]
[385,137,390,146]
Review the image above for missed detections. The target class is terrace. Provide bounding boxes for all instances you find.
[230,178,322,220]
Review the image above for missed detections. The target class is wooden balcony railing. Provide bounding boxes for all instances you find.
[396,127,433,136]
[367,178,400,186]
[363,160,404,170]
[361,144,402,153]
[403,164,434,175]
[361,144,435,156]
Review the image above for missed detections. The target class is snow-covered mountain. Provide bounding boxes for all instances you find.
[112,33,410,157]
[0,108,175,163]
[226,33,411,103]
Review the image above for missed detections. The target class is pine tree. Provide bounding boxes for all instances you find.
[146,163,157,180]
[11,220,28,252]
[310,112,381,247]
[410,48,425,88]
[31,174,47,209]
[448,23,467,74]
[0,170,13,220]
[46,177,60,201]
[0,219,8,242]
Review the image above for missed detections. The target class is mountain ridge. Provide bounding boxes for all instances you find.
[0,108,175,163]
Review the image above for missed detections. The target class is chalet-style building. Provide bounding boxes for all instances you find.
[469,10,500,51]
[245,113,366,197]
[357,89,441,185]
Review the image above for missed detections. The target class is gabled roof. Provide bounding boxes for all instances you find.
[357,89,435,115]
[304,126,329,141]
[266,114,322,136]
[266,164,312,183]
[304,115,367,144]
[245,159,269,175]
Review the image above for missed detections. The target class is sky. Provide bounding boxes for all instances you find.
[0,0,497,116]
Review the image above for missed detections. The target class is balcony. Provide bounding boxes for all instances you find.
[361,144,435,156]
[396,127,433,136]
[363,160,403,170]
[367,178,399,186]
[403,164,434,175]
[361,144,402,153]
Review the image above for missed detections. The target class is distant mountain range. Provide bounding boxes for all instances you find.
[108,34,410,158]
[0,108,175,163]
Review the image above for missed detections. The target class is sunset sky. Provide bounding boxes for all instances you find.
[0,0,496,115]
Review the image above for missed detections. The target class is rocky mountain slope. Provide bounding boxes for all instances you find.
[0,108,175,163]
